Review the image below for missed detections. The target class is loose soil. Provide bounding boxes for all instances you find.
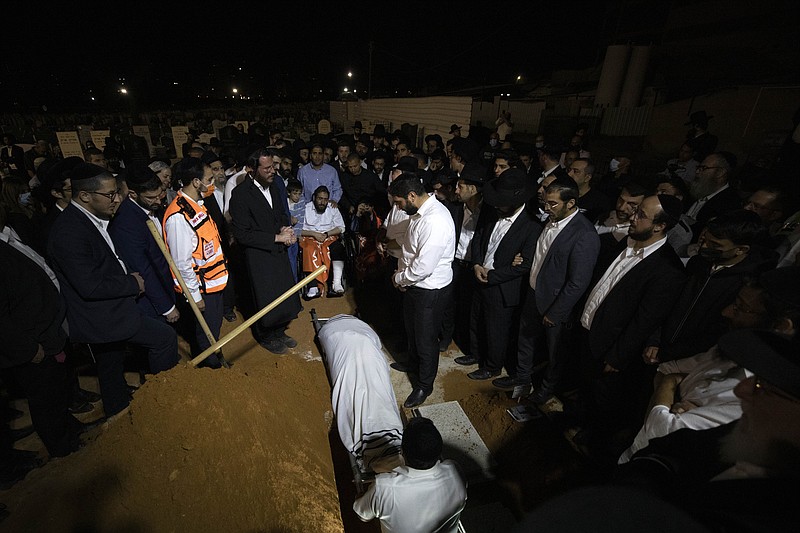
[1,279,594,532]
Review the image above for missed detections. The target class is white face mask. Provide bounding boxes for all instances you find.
[609,158,620,172]
[489,139,498,147]
[18,192,32,206]
[535,142,544,148]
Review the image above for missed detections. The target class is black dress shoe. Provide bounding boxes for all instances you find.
[259,338,288,355]
[69,400,94,414]
[2,407,24,422]
[403,389,430,408]
[223,310,237,322]
[454,355,478,366]
[492,375,530,389]
[10,426,35,442]
[530,387,555,404]
[438,340,451,352]
[390,362,410,372]
[467,368,501,380]
[277,333,298,348]
[76,388,102,403]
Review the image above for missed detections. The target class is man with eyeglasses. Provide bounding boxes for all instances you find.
[491,177,600,405]
[743,184,792,239]
[613,268,800,531]
[686,151,742,243]
[48,163,179,418]
[620,267,793,463]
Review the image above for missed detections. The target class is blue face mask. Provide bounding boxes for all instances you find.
[18,192,32,206]
[489,139,498,147]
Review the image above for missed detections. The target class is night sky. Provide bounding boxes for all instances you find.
[2,2,609,112]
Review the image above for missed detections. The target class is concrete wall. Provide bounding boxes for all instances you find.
[334,96,473,146]
[644,85,800,165]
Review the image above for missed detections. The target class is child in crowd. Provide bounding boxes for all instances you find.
[286,179,305,283]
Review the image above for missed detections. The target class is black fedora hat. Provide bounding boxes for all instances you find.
[718,328,800,400]
[483,168,536,207]
[459,162,487,186]
[372,124,386,137]
[685,110,714,126]
[449,124,462,134]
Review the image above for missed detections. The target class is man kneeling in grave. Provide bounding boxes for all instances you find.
[354,416,468,533]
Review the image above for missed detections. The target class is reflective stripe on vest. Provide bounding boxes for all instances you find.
[163,194,228,294]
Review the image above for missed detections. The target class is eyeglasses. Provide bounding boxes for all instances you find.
[744,201,776,212]
[730,301,760,314]
[632,208,650,220]
[696,165,722,171]
[88,189,121,201]
[753,376,800,404]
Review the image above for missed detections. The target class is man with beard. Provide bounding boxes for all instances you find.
[573,194,687,465]
[300,186,346,298]
[686,151,742,243]
[642,209,777,366]
[594,181,648,273]
[229,148,301,356]
[492,177,600,405]
[48,163,179,417]
[613,267,800,531]
[109,165,178,324]
[387,174,455,408]
[620,272,779,463]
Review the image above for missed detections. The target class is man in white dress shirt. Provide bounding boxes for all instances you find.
[300,185,346,298]
[353,416,467,533]
[388,175,455,408]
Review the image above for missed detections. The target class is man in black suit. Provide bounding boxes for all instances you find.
[575,194,688,462]
[493,177,601,404]
[109,165,178,323]
[686,151,742,243]
[229,148,302,355]
[1,133,26,178]
[0,239,82,460]
[47,163,179,418]
[466,168,543,381]
[568,158,613,225]
[445,164,492,360]
[535,145,569,184]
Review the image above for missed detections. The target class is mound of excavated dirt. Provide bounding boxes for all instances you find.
[0,308,345,532]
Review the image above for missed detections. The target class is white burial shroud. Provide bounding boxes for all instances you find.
[317,314,404,471]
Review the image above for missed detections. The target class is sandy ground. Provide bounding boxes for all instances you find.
[1,276,595,532]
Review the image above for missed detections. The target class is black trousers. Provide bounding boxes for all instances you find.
[477,285,521,374]
[403,285,450,393]
[7,354,80,457]
[91,315,179,416]
[516,287,566,391]
[439,260,479,354]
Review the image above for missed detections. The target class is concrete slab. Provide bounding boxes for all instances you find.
[413,400,495,485]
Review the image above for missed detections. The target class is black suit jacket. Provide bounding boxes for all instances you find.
[689,186,741,242]
[109,198,175,318]
[532,212,601,323]
[229,177,300,327]
[586,241,687,370]
[473,205,542,307]
[1,144,26,176]
[0,241,67,367]
[47,203,142,344]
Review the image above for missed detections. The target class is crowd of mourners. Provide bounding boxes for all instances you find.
[1,105,799,532]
